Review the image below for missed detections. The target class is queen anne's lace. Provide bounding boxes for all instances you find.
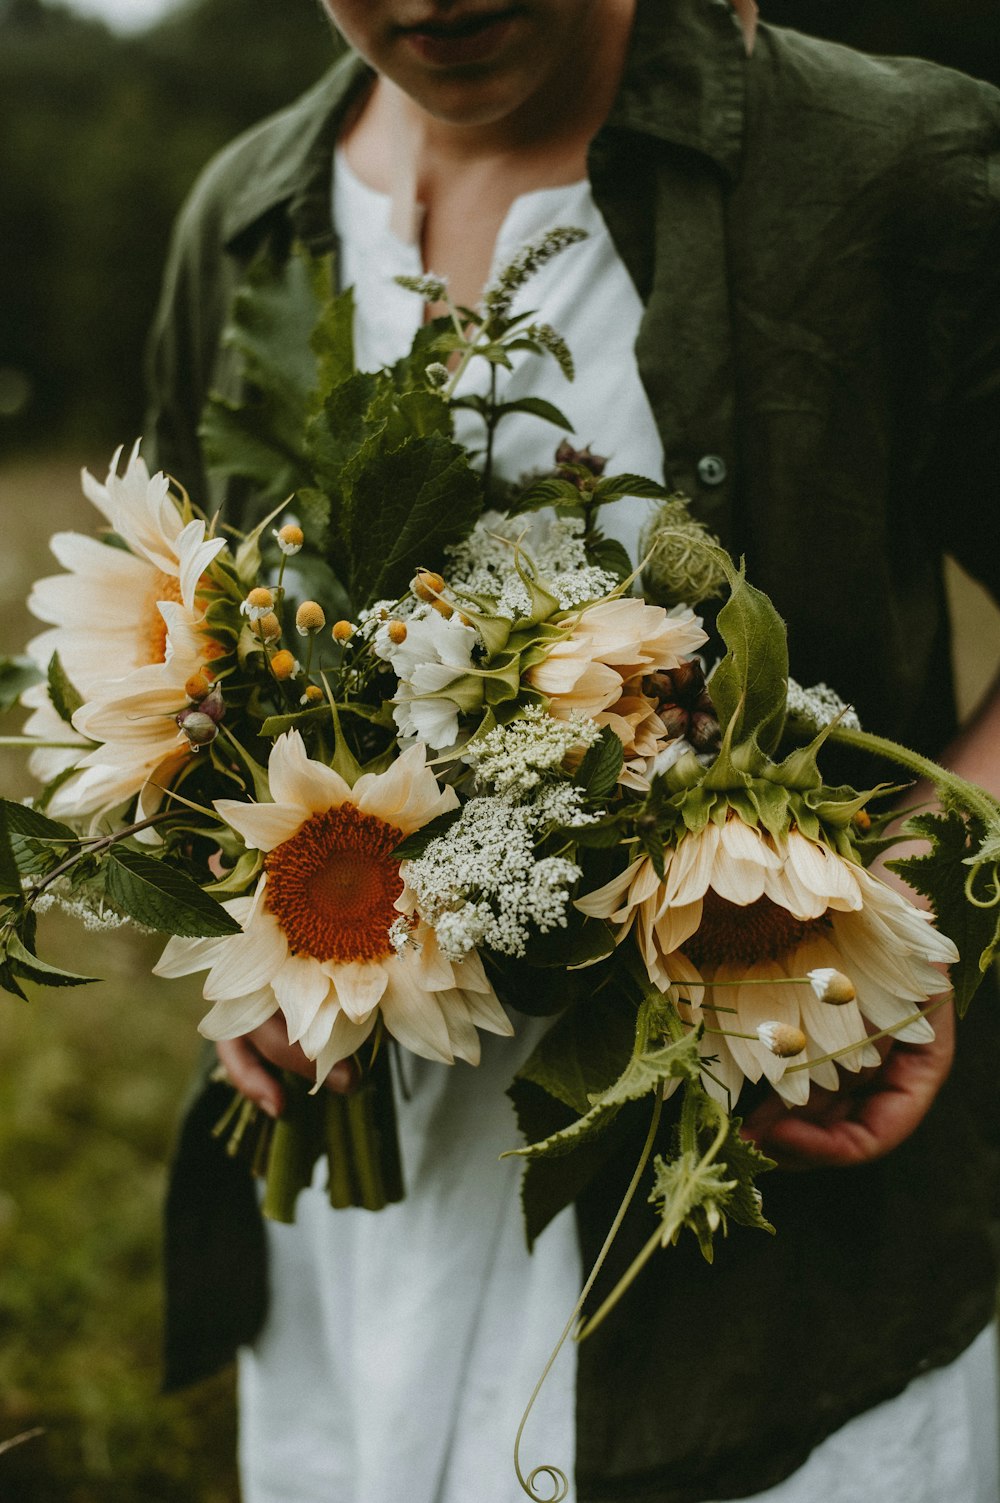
[465,704,600,798]
[446,513,617,620]
[785,677,862,734]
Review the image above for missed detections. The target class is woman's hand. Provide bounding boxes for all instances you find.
[216,1018,358,1118]
[740,995,954,1170]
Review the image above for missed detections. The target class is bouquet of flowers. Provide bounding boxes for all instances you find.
[2,231,999,1486]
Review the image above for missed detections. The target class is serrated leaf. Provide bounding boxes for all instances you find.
[515,986,637,1115]
[511,1001,702,1159]
[492,396,573,431]
[0,805,24,899]
[593,473,670,503]
[708,555,789,757]
[104,846,242,937]
[5,933,97,988]
[0,656,43,714]
[507,477,585,516]
[586,536,633,583]
[0,800,76,877]
[344,435,482,607]
[574,726,625,799]
[888,810,999,1013]
[47,652,84,726]
[651,1101,775,1263]
[392,807,463,860]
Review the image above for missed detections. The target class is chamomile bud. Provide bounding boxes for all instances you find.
[257,612,282,644]
[757,1022,807,1058]
[387,620,408,645]
[270,649,298,680]
[808,968,856,1006]
[431,598,454,619]
[301,684,324,706]
[241,586,274,621]
[413,569,445,601]
[425,362,449,389]
[295,600,326,636]
[184,670,213,703]
[273,523,304,555]
[332,619,354,644]
[175,708,218,748]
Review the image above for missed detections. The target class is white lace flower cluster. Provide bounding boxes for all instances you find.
[405,790,585,961]
[464,704,601,798]
[785,677,862,735]
[446,512,618,621]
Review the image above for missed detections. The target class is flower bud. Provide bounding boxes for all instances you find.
[757,1022,807,1058]
[387,620,408,645]
[413,569,445,602]
[853,810,872,834]
[184,670,213,703]
[270,649,298,680]
[197,685,226,724]
[256,612,282,644]
[425,362,449,389]
[175,708,218,747]
[273,523,304,555]
[808,968,856,1005]
[241,586,274,621]
[295,600,326,636]
[301,684,325,705]
[431,598,454,619]
[332,620,354,644]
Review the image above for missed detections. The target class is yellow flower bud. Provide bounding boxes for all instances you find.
[431,598,454,619]
[241,586,275,621]
[274,523,304,555]
[270,649,298,680]
[332,619,354,643]
[302,684,325,705]
[184,670,213,703]
[757,1022,807,1058]
[387,620,408,645]
[413,569,445,601]
[257,612,282,644]
[296,600,326,636]
[808,968,856,1006]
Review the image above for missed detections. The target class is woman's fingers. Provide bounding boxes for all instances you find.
[215,1015,359,1117]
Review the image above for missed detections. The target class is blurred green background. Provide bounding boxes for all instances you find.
[0,0,998,1498]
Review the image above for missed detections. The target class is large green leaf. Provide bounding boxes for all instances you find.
[709,555,789,757]
[0,800,75,878]
[5,932,97,989]
[343,434,482,607]
[104,846,242,937]
[0,805,23,900]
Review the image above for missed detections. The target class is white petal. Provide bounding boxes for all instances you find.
[198,986,277,1040]
[202,910,287,1001]
[268,730,352,813]
[272,954,334,1044]
[331,960,389,1023]
[380,966,455,1063]
[214,798,305,853]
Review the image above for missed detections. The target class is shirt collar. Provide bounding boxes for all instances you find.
[220,0,748,250]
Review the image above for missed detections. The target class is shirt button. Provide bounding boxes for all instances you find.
[697,454,727,487]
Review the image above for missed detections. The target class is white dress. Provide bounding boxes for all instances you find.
[236,154,999,1503]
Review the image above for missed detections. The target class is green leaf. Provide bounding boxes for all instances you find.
[392,807,463,860]
[586,536,633,583]
[491,396,573,431]
[0,800,76,877]
[515,986,638,1115]
[103,846,242,937]
[888,810,999,1014]
[0,656,43,714]
[344,434,482,607]
[573,726,625,799]
[708,554,789,757]
[311,281,356,401]
[47,652,84,726]
[651,1097,775,1263]
[593,473,671,503]
[507,477,585,516]
[0,805,24,900]
[5,932,97,988]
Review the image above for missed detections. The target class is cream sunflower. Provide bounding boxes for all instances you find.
[23,443,228,813]
[153,731,512,1082]
[576,815,957,1108]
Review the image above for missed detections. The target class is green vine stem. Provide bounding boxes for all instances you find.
[827,724,1000,832]
[513,1087,665,1502]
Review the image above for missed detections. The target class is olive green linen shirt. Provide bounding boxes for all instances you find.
[146,2,1000,1498]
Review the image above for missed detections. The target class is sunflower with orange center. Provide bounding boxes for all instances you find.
[576,813,957,1109]
[154,731,512,1083]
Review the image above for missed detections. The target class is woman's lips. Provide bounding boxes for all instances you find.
[399,9,522,66]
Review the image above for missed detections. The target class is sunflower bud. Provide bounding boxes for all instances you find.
[270,649,298,680]
[332,620,354,644]
[413,569,445,602]
[257,612,282,644]
[273,523,304,555]
[387,621,408,645]
[808,968,856,1006]
[241,586,274,621]
[296,600,326,636]
[175,708,218,747]
[757,1022,807,1058]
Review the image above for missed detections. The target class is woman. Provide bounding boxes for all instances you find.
[147,2,1000,1498]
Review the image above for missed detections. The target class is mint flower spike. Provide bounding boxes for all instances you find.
[481,226,589,322]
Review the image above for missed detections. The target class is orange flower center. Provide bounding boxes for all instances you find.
[684,889,827,969]
[264,805,404,963]
[145,572,184,664]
